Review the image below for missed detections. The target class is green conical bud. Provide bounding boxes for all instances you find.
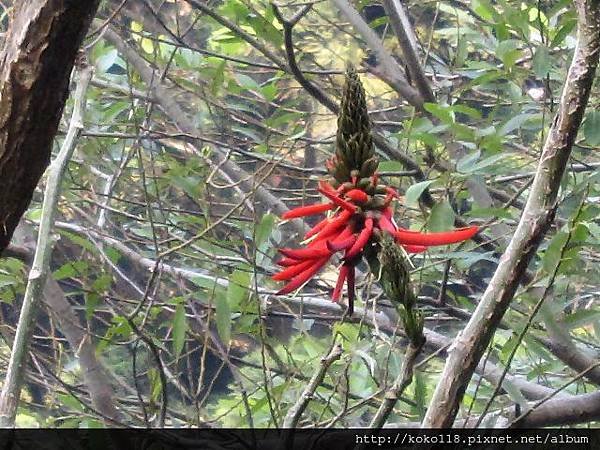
[330,64,378,184]
[376,233,424,346]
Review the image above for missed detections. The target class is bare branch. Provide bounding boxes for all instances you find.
[368,341,423,428]
[331,0,425,109]
[0,63,94,426]
[282,343,343,428]
[382,0,435,103]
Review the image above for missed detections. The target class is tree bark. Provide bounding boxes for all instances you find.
[0,0,101,255]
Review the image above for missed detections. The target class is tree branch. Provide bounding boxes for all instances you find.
[282,343,343,428]
[369,341,423,428]
[331,0,425,109]
[103,28,310,237]
[0,63,94,427]
[0,0,101,254]
[382,0,435,103]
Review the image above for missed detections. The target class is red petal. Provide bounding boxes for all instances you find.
[282,202,333,220]
[277,256,302,266]
[377,214,397,235]
[272,259,315,281]
[347,264,355,315]
[345,218,374,259]
[318,183,357,213]
[279,244,331,260]
[385,186,400,198]
[332,264,349,302]
[395,226,479,246]
[345,189,369,204]
[304,216,330,239]
[327,235,357,252]
[276,256,329,295]
[312,209,353,241]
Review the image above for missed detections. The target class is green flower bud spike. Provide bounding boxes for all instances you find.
[375,233,425,346]
[328,64,378,186]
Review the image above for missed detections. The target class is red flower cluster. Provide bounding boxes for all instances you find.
[272,176,479,308]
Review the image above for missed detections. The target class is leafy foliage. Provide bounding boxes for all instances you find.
[0,0,598,428]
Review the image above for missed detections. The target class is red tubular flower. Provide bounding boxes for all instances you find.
[277,256,303,266]
[304,216,330,239]
[345,189,369,204]
[273,164,479,315]
[312,209,353,241]
[332,264,350,302]
[271,259,316,281]
[346,264,355,315]
[279,243,331,260]
[327,235,357,252]
[318,183,357,213]
[395,226,479,246]
[345,217,374,259]
[276,256,330,295]
[377,214,397,235]
[320,223,354,245]
[282,202,333,220]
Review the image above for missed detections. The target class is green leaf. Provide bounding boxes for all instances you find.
[140,37,154,54]
[456,151,481,173]
[378,160,406,172]
[404,180,435,208]
[499,113,540,136]
[428,200,455,232]
[452,104,482,120]
[96,48,119,74]
[458,153,511,174]
[423,103,454,124]
[471,0,497,22]
[53,261,88,280]
[550,19,577,48]
[172,303,187,358]
[496,39,521,68]
[542,231,568,274]
[85,293,100,322]
[255,213,275,248]
[217,270,248,344]
[564,309,600,331]
[532,45,551,78]
[583,111,600,146]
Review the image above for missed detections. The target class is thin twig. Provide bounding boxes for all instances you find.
[282,343,343,428]
[0,62,93,426]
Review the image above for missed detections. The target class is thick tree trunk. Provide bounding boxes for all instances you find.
[0,0,101,254]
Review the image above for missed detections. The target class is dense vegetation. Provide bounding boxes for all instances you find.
[0,0,598,428]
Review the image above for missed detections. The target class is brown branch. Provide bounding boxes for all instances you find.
[382,0,435,103]
[510,362,600,427]
[422,0,600,428]
[331,0,425,109]
[282,343,343,428]
[368,341,423,428]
